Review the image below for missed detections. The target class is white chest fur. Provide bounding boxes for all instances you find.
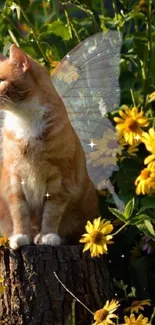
[4,99,47,141]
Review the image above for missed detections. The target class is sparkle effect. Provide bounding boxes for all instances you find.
[134,134,141,141]
[88,140,97,149]
[21,180,25,185]
[45,192,51,198]
[114,106,149,145]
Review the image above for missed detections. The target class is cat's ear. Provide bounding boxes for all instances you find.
[9,44,29,72]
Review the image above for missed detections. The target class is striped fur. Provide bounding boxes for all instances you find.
[0,45,98,249]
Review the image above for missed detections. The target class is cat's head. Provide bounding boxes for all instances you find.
[0,45,48,111]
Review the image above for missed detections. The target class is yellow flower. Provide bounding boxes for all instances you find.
[127,144,139,156]
[136,0,147,13]
[119,138,139,156]
[135,167,155,195]
[0,236,9,247]
[148,91,155,103]
[80,217,114,258]
[43,0,50,8]
[124,314,149,325]
[142,128,155,165]
[19,23,30,34]
[93,299,120,325]
[144,156,155,167]
[125,299,151,313]
[145,159,155,169]
[53,60,79,83]
[114,106,149,145]
[50,61,59,74]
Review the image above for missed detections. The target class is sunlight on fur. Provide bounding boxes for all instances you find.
[0,44,98,249]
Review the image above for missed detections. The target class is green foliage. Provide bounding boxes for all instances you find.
[109,207,127,222]
[0,0,155,321]
[124,198,135,219]
[110,197,155,240]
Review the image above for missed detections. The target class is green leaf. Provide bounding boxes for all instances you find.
[130,11,146,20]
[127,286,136,298]
[41,20,71,41]
[115,158,142,194]
[39,33,67,60]
[113,278,128,291]
[109,208,126,222]
[145,220,155,235]
[124,198,135,219]
[137,219,155,240]
[139,195,155,213]
[130,214,149,225]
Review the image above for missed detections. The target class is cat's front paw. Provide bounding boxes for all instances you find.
[40,233,61,246]
[9,234,31,250]
[34,233,41,245]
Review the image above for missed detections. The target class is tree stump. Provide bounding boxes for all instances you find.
[0,245,113,325]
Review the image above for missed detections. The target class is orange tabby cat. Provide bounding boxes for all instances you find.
[0,45,98,249]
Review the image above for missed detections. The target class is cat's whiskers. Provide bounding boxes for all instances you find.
[18,88,31,94]
[0,95,13,108]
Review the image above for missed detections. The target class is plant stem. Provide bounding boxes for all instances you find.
[16,0,50,67]
[100,0,104,16]
[3,14,24,38]
[71,299,76,325]
[112,0,122,37]
[63,5,81,42]
[106,181,125,211]
[143,0,152,110]
[150,306,155,324]
[112,0,119,21]
[130,89,136,106]
[113,222,130,236]
[61,0,99,31]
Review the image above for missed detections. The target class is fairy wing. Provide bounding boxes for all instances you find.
[52,31,122,190]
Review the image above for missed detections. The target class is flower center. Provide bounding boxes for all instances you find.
[125,118,139,132]
[90,230,103,244]
[95,309,109,322]
[141,169,150,180]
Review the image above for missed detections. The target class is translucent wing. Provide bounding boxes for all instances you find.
[52,31,123,209]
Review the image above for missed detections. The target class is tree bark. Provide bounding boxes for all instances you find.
[0,245,113,325]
